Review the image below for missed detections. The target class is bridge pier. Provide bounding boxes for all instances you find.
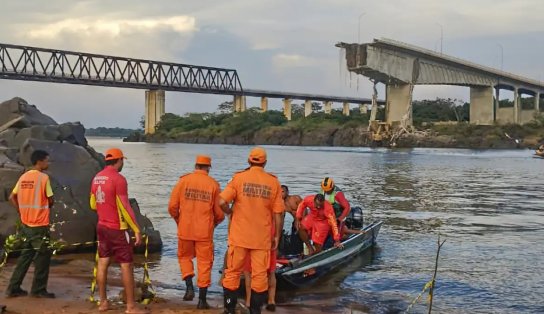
[324,101,332,114]
[359,104,368,115]
[514,88,520,124]
[469,86,494,125]
[385,84,412,125]
[283,98,292,121]
[304,100,312,117]
[536,93,540,112]
[144,89,165,134]
[234,95,246,112]
[260,97,268,112]
[342,102,350,116]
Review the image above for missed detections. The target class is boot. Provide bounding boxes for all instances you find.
[223,288,237,314]
[197,287,210,309]
[249,290,267,314]
[183,276,195,301]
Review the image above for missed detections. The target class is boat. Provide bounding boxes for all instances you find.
[275,220,383,288]
[535,145,544,158]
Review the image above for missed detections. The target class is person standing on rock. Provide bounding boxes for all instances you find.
[219,147,285,314]
[90,148,149,314]
[168,155,224,309]
[5,150,55,299]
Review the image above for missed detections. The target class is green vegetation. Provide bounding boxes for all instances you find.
[86,127,139,137]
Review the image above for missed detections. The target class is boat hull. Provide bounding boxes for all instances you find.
[276,220,383,288]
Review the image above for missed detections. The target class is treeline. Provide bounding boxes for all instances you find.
[154,98,473,137]
[86,127,139,137]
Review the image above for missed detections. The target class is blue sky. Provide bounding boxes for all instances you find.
[0,0,542,128]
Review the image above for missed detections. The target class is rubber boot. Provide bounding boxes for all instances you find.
[223,288,237,314]
[183,276,195,301]
[197,287,210,309]
[249,290,267,314]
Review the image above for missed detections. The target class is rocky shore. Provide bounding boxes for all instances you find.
[0,97,162,253]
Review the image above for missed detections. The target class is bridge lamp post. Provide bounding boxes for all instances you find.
[496,43,504,71]
[358,12,366,43]
[435,23,443,54]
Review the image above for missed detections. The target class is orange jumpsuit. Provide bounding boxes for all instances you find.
[220,167,285,293]
[168,169,224,288]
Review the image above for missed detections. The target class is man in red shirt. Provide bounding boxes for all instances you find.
[90,148,148,314]
[295,194,342,255]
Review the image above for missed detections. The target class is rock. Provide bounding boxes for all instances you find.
[0,201,18,246]
[130,199,162,253]
[13,126,61,148]
[0,168,23,202]
[0,98,57,127]
[58,122,87,146]
[123,131,146,143]
[0,129,18,147]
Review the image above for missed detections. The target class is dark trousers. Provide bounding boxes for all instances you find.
[6,225,52,295]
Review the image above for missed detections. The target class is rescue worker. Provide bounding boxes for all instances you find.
[6,150,55,298]
[90,148,149,314]
[281,185,302,218]
[168,155,224,309]
[219,147,284,314]
[295,194,342,255]
[320,177,351,222]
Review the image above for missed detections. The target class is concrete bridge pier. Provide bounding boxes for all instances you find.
[359,104,368,115]
[234,95,246,112]
[260,97,268,112]
[324,101,332,114]
[520,91,541,124]
[469,86,494,125]
[536,93,541,112]
[144,89,165,134]
[283,98,292,121]
[385,84,412,125]
[342,102,350,116]
[304,100,312,117]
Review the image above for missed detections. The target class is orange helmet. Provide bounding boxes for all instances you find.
[321,177,335,192]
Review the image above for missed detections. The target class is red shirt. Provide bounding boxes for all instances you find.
[296,195,340,241]
[90,166,140,232]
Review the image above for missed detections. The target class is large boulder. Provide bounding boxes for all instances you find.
[0,98,57,127]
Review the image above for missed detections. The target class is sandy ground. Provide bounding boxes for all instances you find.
[0,255,353,314]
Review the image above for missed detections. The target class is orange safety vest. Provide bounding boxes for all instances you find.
[15,170,51,227]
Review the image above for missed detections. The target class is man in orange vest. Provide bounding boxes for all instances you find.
[219,147,285,314]
[90,148,149,314]
[6,150,55,298]
[168,155,224,309]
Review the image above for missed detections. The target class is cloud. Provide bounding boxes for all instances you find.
[272,54,319,68]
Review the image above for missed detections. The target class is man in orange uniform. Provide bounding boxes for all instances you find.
[90,148,148,314]
[219,147,284,314]
[6,150,55,298]
[168,155,224,309]
[295,194,342,255]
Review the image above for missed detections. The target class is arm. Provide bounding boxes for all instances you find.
[213,190,225,226]
[219,178,237,215]
[335,192,351,221]
[325,203,341,242]
[9,193,18,209]
[45,178,54,208]
[115,177,141,235]
[168,180,182,223]
[271,182,286,250]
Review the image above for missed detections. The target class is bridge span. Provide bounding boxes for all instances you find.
[0,43,374,133]
[338,38,544,126]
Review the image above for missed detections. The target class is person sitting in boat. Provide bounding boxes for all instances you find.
[320,177,351,224]
[295,194,343,255]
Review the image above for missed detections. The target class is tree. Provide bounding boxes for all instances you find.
[311,102,322,113]
[139,115,145,129]
[217,101,234,114]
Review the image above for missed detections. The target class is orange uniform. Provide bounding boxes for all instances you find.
[12,170,54,227]
[220,166,284,293]
[168,169,224,288]
[296,195,340,245]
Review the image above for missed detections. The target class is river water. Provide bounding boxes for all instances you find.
[88,137,544,314]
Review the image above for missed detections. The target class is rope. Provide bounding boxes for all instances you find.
[404,279,433,313]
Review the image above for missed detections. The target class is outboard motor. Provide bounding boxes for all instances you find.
[345,206,364,229]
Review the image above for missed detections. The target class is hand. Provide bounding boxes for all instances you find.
[271,235,280,250]
[134,232,142,246]
[334,241,344,249]
[294,219,301,231]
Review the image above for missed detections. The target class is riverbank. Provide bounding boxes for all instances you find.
[131,122,543,149]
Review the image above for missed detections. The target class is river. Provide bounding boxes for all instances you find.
[88,137,544,314]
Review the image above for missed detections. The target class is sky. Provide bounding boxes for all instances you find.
[0,0,543,128]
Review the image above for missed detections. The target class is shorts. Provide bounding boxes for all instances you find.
[97,224,133,263]
[301,215,331,245]
[244,249,277,273]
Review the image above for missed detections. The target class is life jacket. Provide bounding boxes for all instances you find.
[17,170,51,227]
[321,186,344,218]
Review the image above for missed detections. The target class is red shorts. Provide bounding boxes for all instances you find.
[244,249,277,273]
[97,224,133,263]
[301,215,330,245]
